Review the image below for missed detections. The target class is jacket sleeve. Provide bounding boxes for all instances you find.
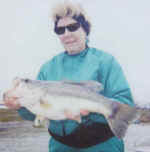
[99,55,134,106]
[17,107,36,121]
[17,58,55,121]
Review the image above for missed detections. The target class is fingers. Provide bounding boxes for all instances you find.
[64,109,89,120]
[80,110,89,116]
[64,110,74,119]
[4,97,21,110]
[64,110,81,123]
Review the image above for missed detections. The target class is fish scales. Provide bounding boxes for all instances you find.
[3,77,150,139]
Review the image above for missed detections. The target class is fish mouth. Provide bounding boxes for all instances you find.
[3,94,23,103]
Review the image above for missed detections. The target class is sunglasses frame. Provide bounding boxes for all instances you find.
[54,22,80,35]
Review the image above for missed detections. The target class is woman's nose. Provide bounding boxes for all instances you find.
[63,28,71,36]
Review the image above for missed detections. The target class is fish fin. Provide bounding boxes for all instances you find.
[62,80,103,92]
[107,102,138,138]
[33,115,47,128]
[40,99,52,110]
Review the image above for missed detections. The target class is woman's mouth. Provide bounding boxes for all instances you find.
[64,39,76,45]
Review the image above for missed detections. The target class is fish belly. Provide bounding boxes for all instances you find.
[44,95,111,118]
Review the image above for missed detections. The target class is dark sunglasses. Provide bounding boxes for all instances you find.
[54,22,80,35]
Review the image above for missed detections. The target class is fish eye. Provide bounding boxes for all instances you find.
[24,79,30,83]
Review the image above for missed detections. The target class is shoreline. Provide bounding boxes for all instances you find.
[0,108,23,122]
[0,104,7,109]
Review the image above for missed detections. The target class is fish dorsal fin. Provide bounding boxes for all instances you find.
[62,80,103,92]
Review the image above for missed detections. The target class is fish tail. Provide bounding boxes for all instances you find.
[107,102,138,138]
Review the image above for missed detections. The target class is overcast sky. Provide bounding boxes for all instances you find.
[0,0,150,104]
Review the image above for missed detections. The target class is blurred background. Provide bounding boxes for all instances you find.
[0,0,150,104]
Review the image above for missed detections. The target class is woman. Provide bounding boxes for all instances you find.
[4,1,134,152]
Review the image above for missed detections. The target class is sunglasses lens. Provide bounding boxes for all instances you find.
[67,23,80,32]
[54,27,65,35]
[54,22,80,35]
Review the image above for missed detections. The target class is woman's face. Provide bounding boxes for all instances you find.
[56,17,86,54]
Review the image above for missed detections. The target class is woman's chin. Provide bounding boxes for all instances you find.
[65,45,83,55]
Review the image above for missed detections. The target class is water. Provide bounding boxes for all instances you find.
[0,121,49,152]
[124,124,150,152]
[0,109,150,152]
[1,122,150,152]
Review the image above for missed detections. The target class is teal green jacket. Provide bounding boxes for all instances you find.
[18,47,134,151]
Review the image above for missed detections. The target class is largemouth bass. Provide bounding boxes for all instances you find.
[3,77,150,138]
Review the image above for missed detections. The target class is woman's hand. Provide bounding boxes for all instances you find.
[4,97,21,110]
[80,109,89,116]
[64,109,89,121]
